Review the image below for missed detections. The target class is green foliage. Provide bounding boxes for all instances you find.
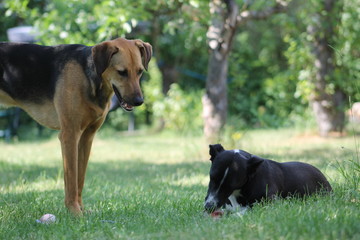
[0,0,35,41]
[1,0,359,132]
[143,59,164,105]
[283,0,360,103]
[34,0,103,45]
[335,0,360,100]
[104,110,129,131]
[153,83,203,133]
[228,15,304,128]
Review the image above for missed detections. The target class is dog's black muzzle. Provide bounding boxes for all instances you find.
[204,202,217,213]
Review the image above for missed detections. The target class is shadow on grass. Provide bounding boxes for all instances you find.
[1,158,210,236]
[2,145,348,200]
[2,144,353,210]
[84,159,210,199]
[0,158,210,205]
[0,160,61,187]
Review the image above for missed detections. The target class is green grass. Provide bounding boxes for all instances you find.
[0,129,359,239]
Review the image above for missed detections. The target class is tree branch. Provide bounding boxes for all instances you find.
[236,0,288,26]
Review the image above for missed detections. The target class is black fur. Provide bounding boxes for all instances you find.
[205,144,332,212]
[0,42,101,104]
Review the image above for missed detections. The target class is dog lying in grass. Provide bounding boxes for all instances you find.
[204,144,332,215]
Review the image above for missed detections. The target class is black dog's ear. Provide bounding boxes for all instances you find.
[247,155,264,175]
[209,144,225,161]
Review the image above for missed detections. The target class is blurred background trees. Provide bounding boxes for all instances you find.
[0,0,359,141]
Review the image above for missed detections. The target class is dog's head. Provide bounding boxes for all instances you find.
[204,144,263,212]
[92,38,152,111]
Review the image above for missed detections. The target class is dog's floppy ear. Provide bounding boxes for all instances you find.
[209,144,225,161]
[92,41,119,79]
[247,155,264,175]
[135,40,152,71]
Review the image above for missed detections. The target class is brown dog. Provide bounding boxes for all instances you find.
[0,38,152,215]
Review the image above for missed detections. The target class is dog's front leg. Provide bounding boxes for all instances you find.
[77,123,102,210]
[59,129,82,216]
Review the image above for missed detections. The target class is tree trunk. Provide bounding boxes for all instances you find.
[202,0,238,142]
[159,64,179,94]
[202,0,287,142]
[202,56,229,142]
[308,0,346,137]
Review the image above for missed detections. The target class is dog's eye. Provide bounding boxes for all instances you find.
[117,70,128,77]
[137,69,143,75]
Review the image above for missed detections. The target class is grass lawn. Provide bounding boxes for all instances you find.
[0,128,359,239]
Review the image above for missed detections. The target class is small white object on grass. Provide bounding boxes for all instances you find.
[36,213,56,224]
[225,193,249,216]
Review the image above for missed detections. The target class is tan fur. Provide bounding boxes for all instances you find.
[0,38,152,216]
[102,40,144,103]
[55,61,111,215]
[0,90,17,106]
[21,101,60,129]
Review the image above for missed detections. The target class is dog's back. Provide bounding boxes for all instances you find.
[0,42,91,103]
[237,159,331,205]
[276,161,332,196]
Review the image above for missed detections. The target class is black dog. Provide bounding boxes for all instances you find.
[204,144,332,212]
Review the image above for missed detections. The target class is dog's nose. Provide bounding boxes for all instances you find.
[204,202,216,213]
[132,96,144,106]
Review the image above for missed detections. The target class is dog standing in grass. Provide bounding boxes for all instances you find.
[204,144,332,213]
[0,38,152,215]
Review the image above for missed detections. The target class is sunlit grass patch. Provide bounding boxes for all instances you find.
[170,173,208,187]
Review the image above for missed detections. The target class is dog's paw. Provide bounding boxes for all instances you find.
[224,204,249,217]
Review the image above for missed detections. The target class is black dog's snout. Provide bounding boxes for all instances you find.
[204,202,217,213]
